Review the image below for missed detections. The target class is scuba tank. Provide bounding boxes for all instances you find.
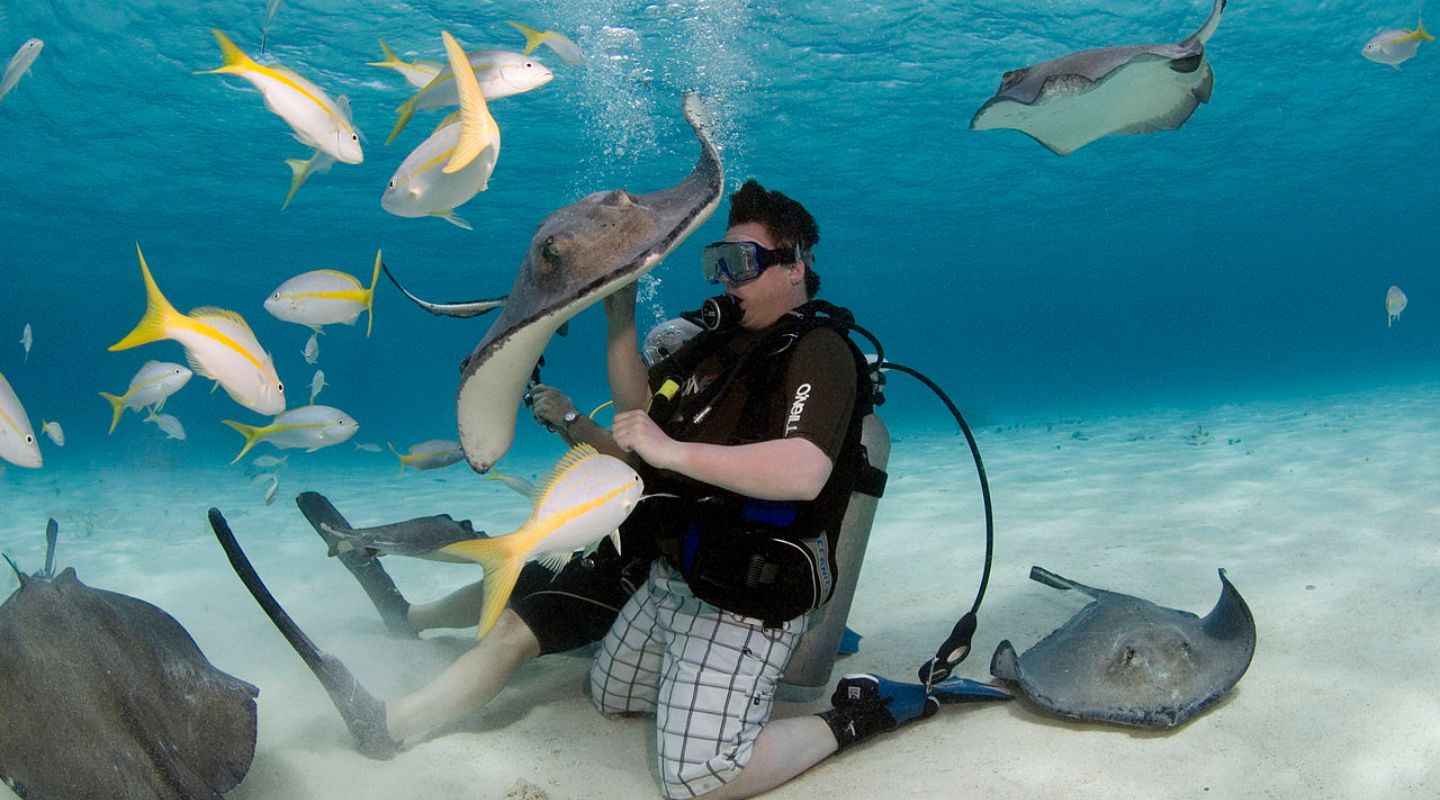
[779,410,889,699]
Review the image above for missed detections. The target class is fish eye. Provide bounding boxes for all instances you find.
[277,383,285,393]
[387,180,395,189]
[525,61,534,68]
[351,134,359,142]
[25,434,34,444]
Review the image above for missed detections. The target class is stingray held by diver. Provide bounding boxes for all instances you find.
[0,519,258,799]
[990,565,1255,728]
[455,90,724,473]
[970,0,1227,156]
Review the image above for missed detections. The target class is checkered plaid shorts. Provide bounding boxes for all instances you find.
[589,560,806,798]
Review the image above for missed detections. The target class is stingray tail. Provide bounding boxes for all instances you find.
[208,508,399,759]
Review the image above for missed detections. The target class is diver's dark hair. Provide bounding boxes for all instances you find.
[727,178,821,298]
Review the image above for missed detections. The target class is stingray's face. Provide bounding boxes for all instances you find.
[1104,625,1199,686]
[998,67,1031,94]
[522,190,662,294]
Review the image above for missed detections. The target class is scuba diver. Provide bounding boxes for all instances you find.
[583,179,1005,800]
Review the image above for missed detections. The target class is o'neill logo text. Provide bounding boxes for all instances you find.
[785,383,812,434]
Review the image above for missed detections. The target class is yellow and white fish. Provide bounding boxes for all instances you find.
[264,250,382,335]
[99,360,193,434]
[382,32,501,228]
[438,444,642,638]
[0,38,43,102]
[19,323,31,363]
[40,420,64,447]
[110,245,285,416]
[144,409,187,440]
[388,438,464,476]
[368,39,444,89]
[221,404,358,463]
[196,29,363,165]
[0,371,41,468]
[1386,285,1407,327]
[1362,16,1435,67]
[485,465,535,498]
[385,48,551,144]
[508,21,586,66]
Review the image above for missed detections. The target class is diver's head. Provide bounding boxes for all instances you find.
[701,180,820,330]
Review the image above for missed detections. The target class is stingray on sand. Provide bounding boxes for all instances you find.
[991,565,1255,729]
[0,520,258,799]
[455,91,724,473]
[971,0,1227,155]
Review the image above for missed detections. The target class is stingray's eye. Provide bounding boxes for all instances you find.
[541,236,561,265]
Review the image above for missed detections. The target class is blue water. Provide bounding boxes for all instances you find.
[1,0,1437,466]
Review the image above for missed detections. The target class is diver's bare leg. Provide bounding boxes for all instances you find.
[407,580,486,631]
[385,608,542,742]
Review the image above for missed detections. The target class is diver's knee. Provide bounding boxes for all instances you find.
[484,609,542,660]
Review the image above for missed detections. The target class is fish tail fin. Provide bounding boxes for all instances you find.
[196,29,257,76]
[365,249,381,337]
[99,391,126,434]
[367,39,404,69]
[282,156,312,209]
[507,20,546,55]
[1418,18,1436,41]
[439,536,526,639]
[387,442,408,477]
[221,419,267,464]
[439,31,498,175]
[109,244,181,352]
[386,96,418,145]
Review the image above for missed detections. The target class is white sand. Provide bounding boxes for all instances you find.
[3,382,1439,799]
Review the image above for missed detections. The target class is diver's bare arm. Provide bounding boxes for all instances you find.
[605,284,651,412]
[562,414,630,462]
[613,410,832,501]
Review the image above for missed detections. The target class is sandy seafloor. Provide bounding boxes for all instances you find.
[2,381,1438,800]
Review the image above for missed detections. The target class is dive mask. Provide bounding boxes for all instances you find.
[700,240,800,285]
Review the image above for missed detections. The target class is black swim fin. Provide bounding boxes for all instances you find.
[208,508,398,760]
[295,492,416,639]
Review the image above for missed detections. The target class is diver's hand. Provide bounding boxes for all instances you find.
[612,410,679,469]
[530,384,576,428]
[604,282,638,322]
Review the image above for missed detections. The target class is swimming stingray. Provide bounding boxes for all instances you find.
[990,565,1255,728]
[970,0,1227,156]
[456,90,724,472]
[0,519,258,798]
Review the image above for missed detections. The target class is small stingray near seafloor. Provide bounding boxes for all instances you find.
[0,519,259,799]
[971,0,1227,155]
[991,565,1255,728]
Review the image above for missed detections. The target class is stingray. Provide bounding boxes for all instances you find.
[970,0,1227,156]
[990,565,1255,728]
[0,519,258,799]
[456,90,724,472]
